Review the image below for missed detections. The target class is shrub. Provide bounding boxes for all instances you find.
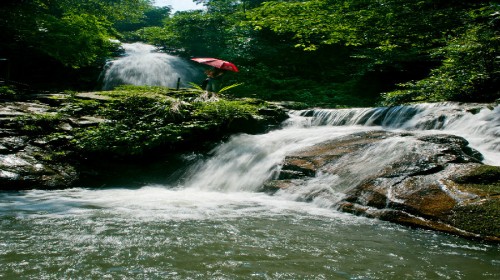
[0,85,16,99]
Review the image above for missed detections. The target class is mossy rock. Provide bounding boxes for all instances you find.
[453,165,500,193]
[449,165,500,239]
[450,200,500,238]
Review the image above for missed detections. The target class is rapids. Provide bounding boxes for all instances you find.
[0,103,499,279]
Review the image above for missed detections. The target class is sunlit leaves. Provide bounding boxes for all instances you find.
[248,0,354,50]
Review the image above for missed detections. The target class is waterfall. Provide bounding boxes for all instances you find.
[101,42,201,90]
[182,126,373,192]
[182,103,499,194]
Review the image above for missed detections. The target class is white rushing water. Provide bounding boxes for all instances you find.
[184,102,499,193]
[175,102,499,208]
[101,42,200,90]
[0,103,499,279]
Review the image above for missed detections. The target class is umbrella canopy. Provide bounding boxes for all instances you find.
[191,57,239,72]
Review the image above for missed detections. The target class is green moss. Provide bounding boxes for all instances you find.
[454,165,500,195]
[193,99,261,121]
[17,113,64,135]
[451,200,500,237]
[63,98,102,116]
[66,86,276,157]
[0,85,17,99]
[73,123,183,156]
[449,165,500,238]
[103,85,199,100]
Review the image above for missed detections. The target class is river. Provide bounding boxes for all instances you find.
[1,103,499,279]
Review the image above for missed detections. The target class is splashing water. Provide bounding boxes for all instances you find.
[182,126,373,192]
[101,42,201,90]
[178,102,499,212]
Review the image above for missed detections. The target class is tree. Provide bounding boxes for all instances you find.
[136,7,234,57]
[246,0,499,104]
[114,6,172,33]
[0,0,152,69]
[382,5,500,104]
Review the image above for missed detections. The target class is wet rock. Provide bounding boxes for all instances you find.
[417,134,484,162]
[0,98,79,189]
[266,131,500,241]
[75,92,112,101]
[0,149,78,189]
[226,105,288,134]
[0,136,28,153]
[277,131,393,181]
[69,116,107,127]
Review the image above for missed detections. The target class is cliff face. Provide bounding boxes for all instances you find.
[264,131,500,241]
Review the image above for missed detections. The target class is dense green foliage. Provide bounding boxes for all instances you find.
[382,7,500,104]
[114,6,171,33]
[0,0,156,88]
[0,0,152,68]
[134,0,499,106]
[1,0,498,106]
[71,86,271,156]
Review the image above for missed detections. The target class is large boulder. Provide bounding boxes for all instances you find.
[265,131,500,241]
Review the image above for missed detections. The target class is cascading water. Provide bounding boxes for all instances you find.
[183,103,499,194]
[1,103,499,279]
[101,42,201,90]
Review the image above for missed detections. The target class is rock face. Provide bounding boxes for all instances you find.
[0,98,78,189]
[0,143,78,189]
[265,131,500,241]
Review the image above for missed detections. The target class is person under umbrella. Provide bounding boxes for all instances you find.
[191,58,239,92]
[201,67,225,92]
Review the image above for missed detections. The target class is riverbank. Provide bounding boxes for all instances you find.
[0,86,288,189]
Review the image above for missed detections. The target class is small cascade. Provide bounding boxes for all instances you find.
[295,102,498,130]
[182,103,499,194]
[101,42,201,90]
[182,126,373,192]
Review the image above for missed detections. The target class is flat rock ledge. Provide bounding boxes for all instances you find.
[264,130,500,242]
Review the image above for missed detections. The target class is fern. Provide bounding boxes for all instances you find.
[218,83,243,93]
[188,82,204,91]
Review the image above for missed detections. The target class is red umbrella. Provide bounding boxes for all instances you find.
[191,57,239,72]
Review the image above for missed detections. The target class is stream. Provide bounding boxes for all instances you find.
[1,103,499,279]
